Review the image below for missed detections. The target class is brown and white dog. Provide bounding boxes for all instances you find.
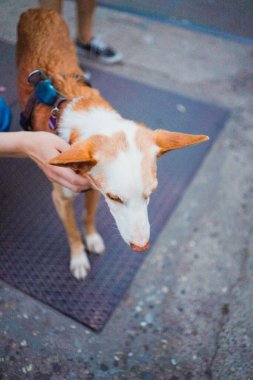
[17,8,208,280]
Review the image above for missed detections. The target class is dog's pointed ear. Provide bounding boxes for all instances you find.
[153,129,209,157]
[48,140,97,173]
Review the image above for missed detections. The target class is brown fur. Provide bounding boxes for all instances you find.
[72,95,111,112]
[69,128,81,145]
[17,8,111,133]
[16,8,109,277]
[49,131,129,168]
[135,127,157,192]
[17,9,209,277]
[52,183,84,259]
[153,130,209,156]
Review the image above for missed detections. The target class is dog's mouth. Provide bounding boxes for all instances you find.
[130,241,150,252]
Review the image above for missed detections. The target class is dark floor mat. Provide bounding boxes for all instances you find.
[98,0,253,42]
[0,44,229,331]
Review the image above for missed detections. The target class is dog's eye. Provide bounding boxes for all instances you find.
[106,193,124,204]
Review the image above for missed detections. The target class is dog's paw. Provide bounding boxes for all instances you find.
[70,252,91,280]
[86,233,105,255]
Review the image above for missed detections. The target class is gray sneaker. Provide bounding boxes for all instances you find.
[76,37,123,65]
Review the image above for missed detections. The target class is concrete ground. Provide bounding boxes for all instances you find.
[1,1,253,379]
[97,0,253,40]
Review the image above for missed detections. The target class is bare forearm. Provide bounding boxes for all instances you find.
[0,131,91,192]
[0,131,32,157]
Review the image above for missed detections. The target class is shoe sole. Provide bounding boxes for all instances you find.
[77,47,123,65]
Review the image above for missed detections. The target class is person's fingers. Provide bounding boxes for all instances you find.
[46,165,91,192]
[54,138,70,153]
[59,180,90,193]
[52,176,81,193]
[51,166,89,187]
[28,133,93,192]
[48,170,85,192]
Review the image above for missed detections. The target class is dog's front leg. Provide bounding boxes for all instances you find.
[83,190,105,254]
[52,184,90,280]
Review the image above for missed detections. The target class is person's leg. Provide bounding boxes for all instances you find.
[39,0,123,64]
[38,0,63,13]
[76,0,95,44]
[75,0,123,64]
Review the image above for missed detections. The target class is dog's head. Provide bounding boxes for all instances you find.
[49,114,208,251]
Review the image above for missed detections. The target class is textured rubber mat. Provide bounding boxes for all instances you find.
[98,0,253,41]
[0,44,229,331]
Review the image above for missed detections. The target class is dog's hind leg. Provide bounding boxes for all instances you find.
[83,190,105,254]
[52,183,90,280]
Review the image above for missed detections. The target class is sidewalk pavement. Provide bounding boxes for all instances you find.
[0,1,253,379]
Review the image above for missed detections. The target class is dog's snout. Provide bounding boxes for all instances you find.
[130,241,150,252]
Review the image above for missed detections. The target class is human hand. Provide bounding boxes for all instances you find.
[23,131,91,192]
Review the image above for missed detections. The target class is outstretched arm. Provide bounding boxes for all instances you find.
[0,131,91,193]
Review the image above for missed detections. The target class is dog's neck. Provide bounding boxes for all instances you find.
[59,104,126,144]
[56,80,122,144]
[30,73,112,135]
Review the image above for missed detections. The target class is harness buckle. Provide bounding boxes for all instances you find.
[48,106,60,131]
